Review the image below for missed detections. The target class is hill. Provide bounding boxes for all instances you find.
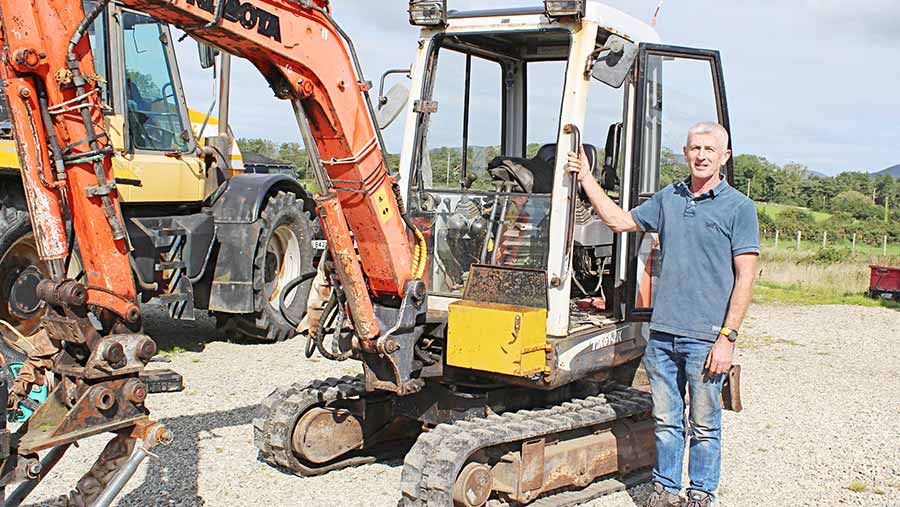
[873,164,900,178]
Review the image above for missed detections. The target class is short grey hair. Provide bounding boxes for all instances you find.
[686,122,729,148]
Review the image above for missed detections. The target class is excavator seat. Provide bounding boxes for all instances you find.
[534,142,600,183]
[486,143,600,194]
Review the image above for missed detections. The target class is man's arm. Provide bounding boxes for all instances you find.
[567,150,641,233]
[706,253,758,375]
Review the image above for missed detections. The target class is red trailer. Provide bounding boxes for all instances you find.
[869,265,900,301]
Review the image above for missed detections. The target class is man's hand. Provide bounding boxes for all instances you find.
[705,335,734,376]
[566,149,590,183]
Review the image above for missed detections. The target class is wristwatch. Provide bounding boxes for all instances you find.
[719,327,738,342]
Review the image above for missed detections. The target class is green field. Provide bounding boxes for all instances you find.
[756,202,832,223]
[760,238,900,257]
[753,281,898,308]
[754,240,899,308]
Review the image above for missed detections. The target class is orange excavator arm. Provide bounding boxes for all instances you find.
[0,0,139,322]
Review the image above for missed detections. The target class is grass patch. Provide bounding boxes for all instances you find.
[160,345,188,356]
[815,351,831,356]
[760,237,900,257]
[847,480,869,493]
[191,357,201,363]
[756,203,832,223]
[763,336,799,347]
[756,242,900,307]
[874,488,885,495]
[753,281,900,309]
[888,481,900,489]
[740,333,805,350]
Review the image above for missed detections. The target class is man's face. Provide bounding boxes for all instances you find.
[683,133,731,180]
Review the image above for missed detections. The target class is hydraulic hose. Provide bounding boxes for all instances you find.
[67,0,111,55]
[311,291,352,361]
[277,270,317,328]
[392,183,427,279]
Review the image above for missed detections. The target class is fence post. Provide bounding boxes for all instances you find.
[822,231,827,248]
[884,235,888,256]
[851,233,856,253]
[774,229,779,249]
[796,231,801,250]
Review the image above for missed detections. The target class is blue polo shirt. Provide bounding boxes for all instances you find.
[631,177,759,342]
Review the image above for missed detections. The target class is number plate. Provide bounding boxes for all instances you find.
[311,240,327,250]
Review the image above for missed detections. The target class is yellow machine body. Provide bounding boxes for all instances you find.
[0,108,243,204]
[446,300,549,377]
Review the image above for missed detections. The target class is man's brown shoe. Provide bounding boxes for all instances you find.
[685,489,713,507]
[646,482,681,507]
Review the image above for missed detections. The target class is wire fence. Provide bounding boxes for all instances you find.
[763,228,895,256]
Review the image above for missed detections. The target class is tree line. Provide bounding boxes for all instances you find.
[661,148,899,245]
[238,138,899,245]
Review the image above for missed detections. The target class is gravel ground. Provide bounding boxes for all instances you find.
[21,303,900,507]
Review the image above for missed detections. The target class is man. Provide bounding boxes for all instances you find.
[567,122,758,507]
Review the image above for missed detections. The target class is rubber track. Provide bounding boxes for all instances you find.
[398,384,653,507]
[253,375,370,476]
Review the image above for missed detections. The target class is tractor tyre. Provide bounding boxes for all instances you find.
[0,185,46,344]
[217,191,315,342]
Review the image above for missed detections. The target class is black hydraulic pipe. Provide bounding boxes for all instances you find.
[278,270,317,328]
[66,0,124,240]
[460,54,472,189]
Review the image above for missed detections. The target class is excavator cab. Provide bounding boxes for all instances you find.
[398,2,733,387]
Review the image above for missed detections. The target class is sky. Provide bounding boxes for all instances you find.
[172,0,900,176]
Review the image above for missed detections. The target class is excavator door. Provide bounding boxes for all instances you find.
[624,44,732,321]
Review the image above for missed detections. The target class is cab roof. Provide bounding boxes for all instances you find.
[446,1,661,45]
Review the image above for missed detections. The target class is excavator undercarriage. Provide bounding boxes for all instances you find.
[255,375,654,506]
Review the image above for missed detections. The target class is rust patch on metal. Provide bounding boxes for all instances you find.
[520,438,545,493]
[504,419,655,503]
[316,193,380,339]
[18,378,150,454]
[292,407,364,464]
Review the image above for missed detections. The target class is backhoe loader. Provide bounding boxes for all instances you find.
[0,0,733,505]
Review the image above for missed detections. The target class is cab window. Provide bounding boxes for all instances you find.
[122,11,188,152]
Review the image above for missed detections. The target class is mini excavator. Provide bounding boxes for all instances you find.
[0,0,733,505]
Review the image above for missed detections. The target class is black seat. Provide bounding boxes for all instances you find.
[486,143,600,194]
[535,142,599,176]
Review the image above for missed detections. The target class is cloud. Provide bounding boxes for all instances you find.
[805,0,900,42]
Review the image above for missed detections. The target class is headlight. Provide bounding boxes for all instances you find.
[409,0,447,26]
[544,0,586,20]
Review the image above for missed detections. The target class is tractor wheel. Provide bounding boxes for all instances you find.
[0,188,45,343]
[217,191,315,342]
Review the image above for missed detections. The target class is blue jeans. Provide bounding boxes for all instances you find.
[643,331,725,497]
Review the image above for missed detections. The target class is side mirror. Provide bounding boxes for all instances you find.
[376,82,410,129]
[588,34,638,89]
[197,42,218,70]
[376,68,411,129]
[601,122,622,190]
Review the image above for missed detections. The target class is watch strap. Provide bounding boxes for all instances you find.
[720,327,738,341]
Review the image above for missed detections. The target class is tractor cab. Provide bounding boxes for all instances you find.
[399,1,733,385]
